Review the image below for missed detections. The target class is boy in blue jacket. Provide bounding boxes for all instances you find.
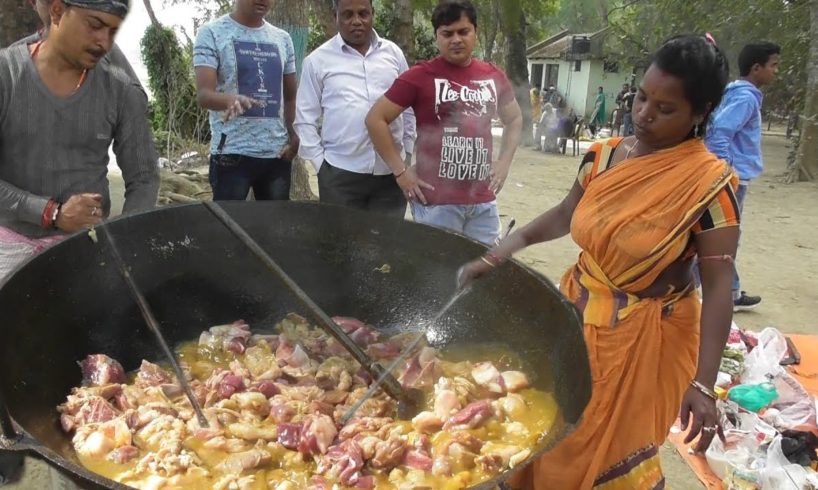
[707,42,780,311]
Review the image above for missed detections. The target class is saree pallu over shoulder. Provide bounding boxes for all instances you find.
[565,138,736,328]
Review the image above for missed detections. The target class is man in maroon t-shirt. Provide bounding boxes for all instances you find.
[366,0,522,245]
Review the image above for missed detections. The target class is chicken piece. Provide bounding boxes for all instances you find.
[232,392,270,416]
[228,423,278,441]
[477,442,524,468]
[339,417,393,441]
[471,362,504,394]
[250,333,279,350]
[500,371,530,393]
[332,317,380,346]
[371,437,408,470]
[433,388,461,420]
[431,455,452,476]
[73,418,131,459]
[203,436,251,453]
[299,414,338,456]
[216,449,271,475]
[136,360,173,388]
[79,354,126,386]
[276,340,311,368]
[276,423,302,450]
[73,396,119,426]
[250,380,280,398]
[108,445,140,464]
[316,439,365,486]
[136,414,187,451]
[443,432,484,454]
[366,342,400,360]
[136,446,203,478]
[269,402,296,424]
[399,347,439,389]
[354,435,381,460]
[243,345,278,379]
[443,400,495,430]
[444,442,477,472]
[402,449,433,471]
[199,320,252,354]
[411,412,443,434]
[509,448,531,468]
[497,393,528,420]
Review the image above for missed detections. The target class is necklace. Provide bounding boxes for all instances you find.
[624,138,640,159]
[30,41,88,95]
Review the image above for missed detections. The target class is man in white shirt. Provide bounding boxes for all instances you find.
[295,0,415,218]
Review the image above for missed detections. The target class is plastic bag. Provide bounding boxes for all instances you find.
[729,383,779,412]
[758,435,818,489]
[742,328,788,384]
[762,372,818,431]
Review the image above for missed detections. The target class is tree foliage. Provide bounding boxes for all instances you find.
[140,23,209,156]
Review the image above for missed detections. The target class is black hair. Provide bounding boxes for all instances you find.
[432,0,477,32]
[332,0,373,10]
[738,42,781,77]
[652,34,729,133]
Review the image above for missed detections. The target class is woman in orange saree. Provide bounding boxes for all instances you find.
[460,35,738,489]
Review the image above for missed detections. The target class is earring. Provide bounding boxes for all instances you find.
[694,124,700,137]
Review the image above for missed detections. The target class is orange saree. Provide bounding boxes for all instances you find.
[512,138,736,489]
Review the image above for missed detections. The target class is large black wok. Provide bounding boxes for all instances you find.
[0,202,590,489]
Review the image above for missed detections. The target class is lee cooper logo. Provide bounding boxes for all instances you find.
[434,78,498,118]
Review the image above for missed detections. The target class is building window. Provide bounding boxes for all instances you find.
[574,60,582,72]
[604,60,619,73]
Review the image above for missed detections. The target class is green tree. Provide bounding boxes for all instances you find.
[140,18,209,157]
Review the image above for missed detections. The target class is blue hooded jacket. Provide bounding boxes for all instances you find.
[705,80,764,181]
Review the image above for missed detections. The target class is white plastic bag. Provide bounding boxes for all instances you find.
[742,327,788,384]
[762,373,818,430]
[758,435,818,489]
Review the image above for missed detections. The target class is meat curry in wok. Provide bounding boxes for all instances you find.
[57,314,557,490]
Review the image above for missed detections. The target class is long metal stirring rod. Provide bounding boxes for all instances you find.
[202,201,406,403]
[340,286,471,424]
[99,226,209,428]
[340,217,517,424]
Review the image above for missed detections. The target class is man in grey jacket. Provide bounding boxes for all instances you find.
[0,0,159,281]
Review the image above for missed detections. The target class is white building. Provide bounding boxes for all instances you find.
[527,28,632,122]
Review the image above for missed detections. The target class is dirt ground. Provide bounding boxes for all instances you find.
[6,133,816,489]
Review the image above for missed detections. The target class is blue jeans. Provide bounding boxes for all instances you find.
[410,201,501,246]
[623,112,634,136]
[732,182,749,296]
[209,154,292,201]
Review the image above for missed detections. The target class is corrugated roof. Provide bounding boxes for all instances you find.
[527,27,611,60]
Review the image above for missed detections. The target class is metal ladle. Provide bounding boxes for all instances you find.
[202,201,408,404]
[99,226,210,428]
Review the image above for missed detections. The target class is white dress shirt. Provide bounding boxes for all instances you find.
[295,32,416,175]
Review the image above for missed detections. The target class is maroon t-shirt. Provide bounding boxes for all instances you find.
[384,56,515,205]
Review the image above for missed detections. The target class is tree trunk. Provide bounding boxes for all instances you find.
[504,9,533,146]
[268,1,318,200]
[385,0,414,64]
[793,0,818,182]
[143,0,161,27]
[0,0,40,47]
[482,0,500,62]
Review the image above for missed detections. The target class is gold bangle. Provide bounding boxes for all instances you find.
[690,380,718,401]
[479,256,496,268]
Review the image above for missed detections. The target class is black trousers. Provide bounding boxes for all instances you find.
[317,161,406,218]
